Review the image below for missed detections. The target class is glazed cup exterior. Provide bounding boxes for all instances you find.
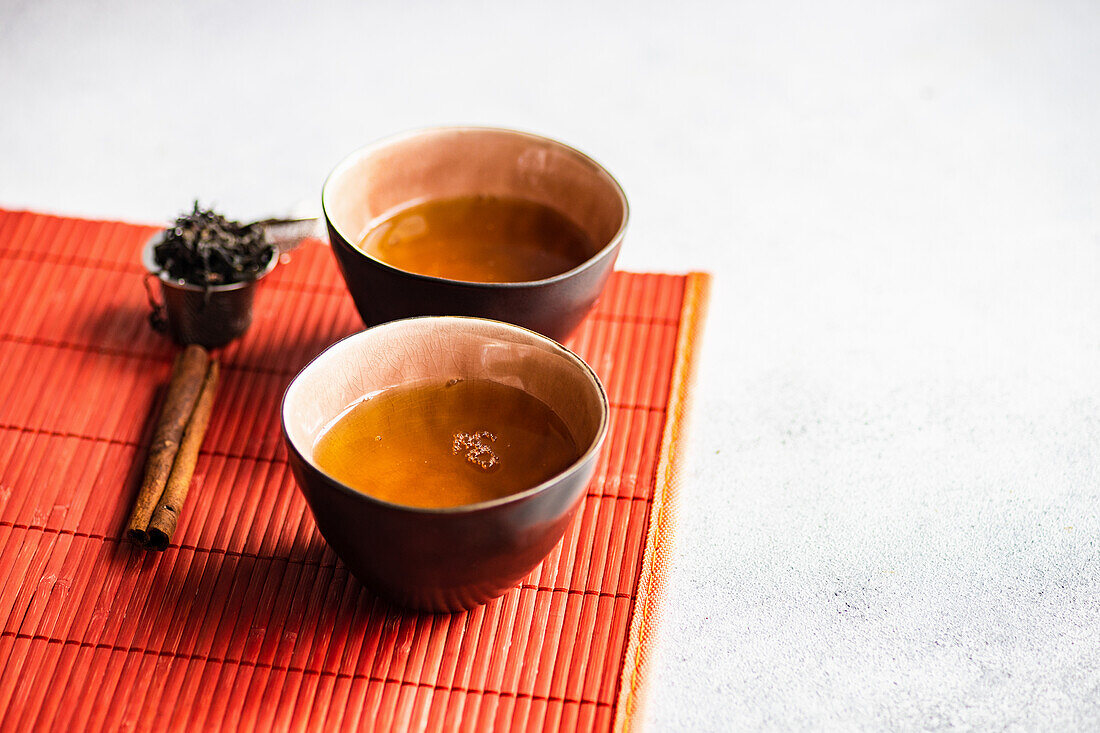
[285,436,600,612]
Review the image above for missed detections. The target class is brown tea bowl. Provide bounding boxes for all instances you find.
[281,316,608,612]
[321,126,629,342]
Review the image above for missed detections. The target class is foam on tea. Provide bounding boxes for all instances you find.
[312,379,581,508]
[358,195,594,283]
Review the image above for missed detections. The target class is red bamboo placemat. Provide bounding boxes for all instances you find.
[0,209,709,732]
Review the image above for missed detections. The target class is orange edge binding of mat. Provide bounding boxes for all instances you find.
[612,271,712,732]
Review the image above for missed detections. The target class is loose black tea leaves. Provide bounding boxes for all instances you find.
[153,202,275,286]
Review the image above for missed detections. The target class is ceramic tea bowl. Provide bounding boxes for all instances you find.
[281,316,608,612]
[321,126,629,341]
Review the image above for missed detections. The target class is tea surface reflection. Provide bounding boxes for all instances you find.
[359,195,594,283]
[312,379,580,508]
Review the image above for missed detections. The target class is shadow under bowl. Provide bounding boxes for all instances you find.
[281,316,609,612]
[321,126,629,342]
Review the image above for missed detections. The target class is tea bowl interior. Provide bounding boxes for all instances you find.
[283,317,606,475]
[322,126,628,280]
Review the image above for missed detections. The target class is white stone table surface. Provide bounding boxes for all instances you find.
[2,1,1098,729]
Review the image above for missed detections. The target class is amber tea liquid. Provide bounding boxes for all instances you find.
[312,379,581,508]
[359,195,594,283]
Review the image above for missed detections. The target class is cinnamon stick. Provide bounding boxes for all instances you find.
[126,344,210,545]
[146,359,219,550]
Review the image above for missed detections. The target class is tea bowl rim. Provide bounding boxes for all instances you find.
[320,125,630,290]
[281,315,610,515]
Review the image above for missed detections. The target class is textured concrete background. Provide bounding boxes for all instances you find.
[2,1,1098,729]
